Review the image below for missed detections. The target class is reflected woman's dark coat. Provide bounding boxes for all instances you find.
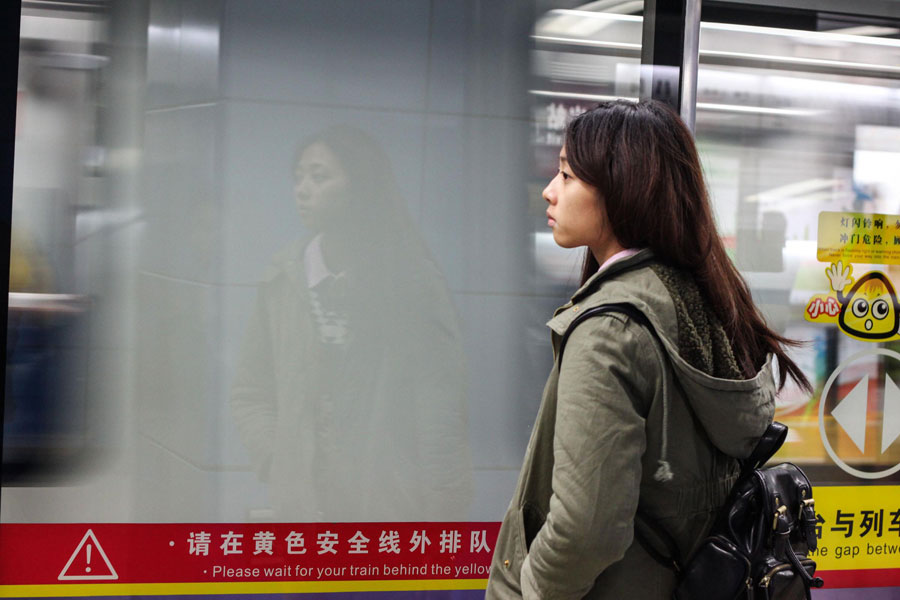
[231,236,472,521]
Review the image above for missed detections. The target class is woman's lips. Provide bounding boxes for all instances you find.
[547,214,556,227]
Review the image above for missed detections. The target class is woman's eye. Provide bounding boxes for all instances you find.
[560,170,570,180]
[873,299,890,320]
[852,298,869,318]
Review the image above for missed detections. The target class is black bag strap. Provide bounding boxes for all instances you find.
[742,421,788,475]
[633,514,683,574]
[557,302,657,370]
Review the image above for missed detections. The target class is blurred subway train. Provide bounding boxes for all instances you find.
[3,0,900,521]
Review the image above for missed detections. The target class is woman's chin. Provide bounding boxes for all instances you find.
[551,232,577,250]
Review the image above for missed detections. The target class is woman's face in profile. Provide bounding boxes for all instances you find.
[294,142,350,233]
[543,148,610,252]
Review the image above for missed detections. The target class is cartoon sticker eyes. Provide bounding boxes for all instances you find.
[873,299,890,320]
[852,298,868,319]
[837,272,900,340]
[849,297,890,323]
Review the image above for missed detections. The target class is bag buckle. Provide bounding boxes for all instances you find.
[773,504,787,531]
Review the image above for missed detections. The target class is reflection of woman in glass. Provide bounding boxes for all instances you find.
[231,126,471,521]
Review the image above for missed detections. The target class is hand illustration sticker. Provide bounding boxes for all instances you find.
[826,261,854,295]
[806,261,900,341]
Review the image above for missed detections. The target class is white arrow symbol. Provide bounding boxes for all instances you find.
[883,374,900,453]
[832,375,869,453]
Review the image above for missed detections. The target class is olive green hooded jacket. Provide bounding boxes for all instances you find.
[485,249,777,600]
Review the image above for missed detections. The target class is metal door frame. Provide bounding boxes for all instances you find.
[640,0,702,130]
[0,0,22,505]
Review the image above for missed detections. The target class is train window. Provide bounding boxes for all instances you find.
[692,8,900,484]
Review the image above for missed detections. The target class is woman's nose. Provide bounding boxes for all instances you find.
[295,177,310,198]
[542,181,555,204]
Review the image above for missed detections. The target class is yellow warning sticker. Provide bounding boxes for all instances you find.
[804,262,900,342]
[814,486,900,571]
[818,211,900,265]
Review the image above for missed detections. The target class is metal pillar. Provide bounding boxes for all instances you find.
[640,0,702,131]
[0,1,21,492]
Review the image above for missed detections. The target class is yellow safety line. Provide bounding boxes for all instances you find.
[0,579,490,597]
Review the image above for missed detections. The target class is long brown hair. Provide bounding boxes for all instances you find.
[565,99,810,392]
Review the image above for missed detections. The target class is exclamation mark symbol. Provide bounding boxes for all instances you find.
[85,543,92,573]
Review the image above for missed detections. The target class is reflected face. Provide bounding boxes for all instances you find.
[294,142,350,232]
[542,149,609,252]
[839,272,900,340]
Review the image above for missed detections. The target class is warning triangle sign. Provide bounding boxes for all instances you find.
[58,529,118,580]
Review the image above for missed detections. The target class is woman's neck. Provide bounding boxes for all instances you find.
[590,240,627,267]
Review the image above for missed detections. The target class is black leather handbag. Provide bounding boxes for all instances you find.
[666,422,825,600]
[559,303,825,600]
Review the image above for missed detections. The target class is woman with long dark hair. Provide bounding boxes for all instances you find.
[486,100,810,599]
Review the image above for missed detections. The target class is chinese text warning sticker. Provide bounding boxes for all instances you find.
[818,211,900,265]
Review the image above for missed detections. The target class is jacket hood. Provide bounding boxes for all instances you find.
[652,339,776,459]
[550,249,776,460]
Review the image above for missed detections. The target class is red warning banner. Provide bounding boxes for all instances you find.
[0,523,499,586]
[0,522,888,594]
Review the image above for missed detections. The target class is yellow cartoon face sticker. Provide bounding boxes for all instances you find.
[838,272,900,340]
[805,261,900,341]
